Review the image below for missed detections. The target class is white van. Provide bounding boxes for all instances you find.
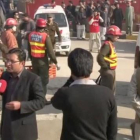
[34,4,71,56]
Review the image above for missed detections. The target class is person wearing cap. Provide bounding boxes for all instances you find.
[28,18,58,96]
[45,14,61,50]
[124,1,135,35]
[89,10,103,52]
[1,18,18,61]
[97,25,122,93]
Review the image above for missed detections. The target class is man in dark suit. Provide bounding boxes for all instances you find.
[1,48,45,140]
[112,3,123,30]
[51,48,117,140]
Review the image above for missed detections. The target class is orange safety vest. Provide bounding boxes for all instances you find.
[103,41,117,70]
[28,31,48,58]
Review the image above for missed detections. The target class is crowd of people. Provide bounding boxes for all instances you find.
[61,0,134,40]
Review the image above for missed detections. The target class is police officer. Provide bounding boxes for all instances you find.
[97,25,122,94]
[46,14,62,49]
[28,18,58,95]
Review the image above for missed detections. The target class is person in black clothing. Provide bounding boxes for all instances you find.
[61,2,66,10]
[76,7,87,39]
[112,3,123,30]
[66,1,76,18]
[96,1,102,12]
[66,1,76,31]
[51,48,117,140]
[86,2,96,18]
[100,6,108,40]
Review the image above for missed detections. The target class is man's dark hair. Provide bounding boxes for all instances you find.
[101,6,106,11]
[68,48,93,78]
[94,9,99,12]
[13,11,18,16]
[115,3,119,7]
[52,0,55,3]
[69,0,73,4]
[22,13,29,17]
[8,48,26,62]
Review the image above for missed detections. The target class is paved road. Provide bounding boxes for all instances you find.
[0,39,137,140]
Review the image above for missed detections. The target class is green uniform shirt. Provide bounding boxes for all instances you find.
[45,22,61,45]
[97,44,110,69]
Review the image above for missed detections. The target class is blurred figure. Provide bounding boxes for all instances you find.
[100,6,108,40]
[12,11,20,23]
[0,0,6,34]
[125,1,135,35]
[76,7,86,40]
[1,18,18,61]
[61,2,66,10]
[51,0,56,5]
[89,10,103,52]
[86,2,96,18]
[19,13,36,60]
[96,1,102,12]
[12,11,22,47]
[51,48,117,140]
[66,1,76,18]
[9,0,14,11]
[128,67,140,139]
[46,14,61,49]
[103,0,111,25]
[8,0,15,18]
[134,30,140,69]
[112,3,123,30]
[66,1,76,31]
[75,1,86,13]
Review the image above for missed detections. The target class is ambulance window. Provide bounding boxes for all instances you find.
[35,13,67,27]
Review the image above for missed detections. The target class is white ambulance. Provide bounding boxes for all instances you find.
[34,4,71,56]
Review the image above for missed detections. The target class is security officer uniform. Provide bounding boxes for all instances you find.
[97,25,121,94]
[28,18,57,95]
[46,14,62,49]
[97,41,117,93]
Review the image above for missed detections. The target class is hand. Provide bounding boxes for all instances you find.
[45,94,54,101]
[6,101,21,110]
[56,64,61,70]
